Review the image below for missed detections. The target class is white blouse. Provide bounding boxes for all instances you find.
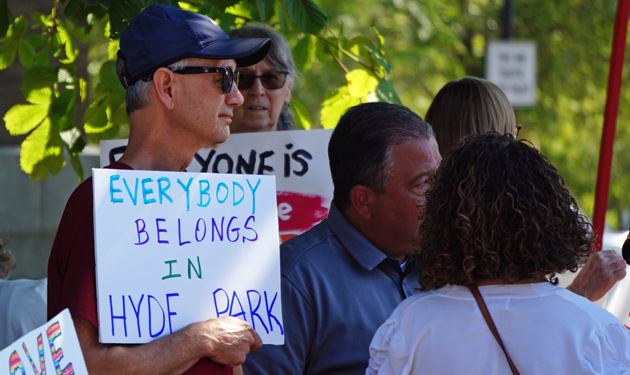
[367,283,630,375]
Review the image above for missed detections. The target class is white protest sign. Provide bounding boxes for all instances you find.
[486,40,537,107]
[100,129,333,243]
[93,169,283,344]
[1,309,88,375]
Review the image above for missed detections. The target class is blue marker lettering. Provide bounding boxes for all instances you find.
[195,219,207,242]
[243,215,258,243]
[110,175,123,203]
[166,293,179,335]
[265,291,283,334]
[233,182,244,207]
[229,291,247,321]
[246,179,261,215]
[178,219,190,246]
[124,177,139,205]
[129,294,145,338]
[156,218,168,244]
[216,182,229,204]
[247,290,269,334]
[177,178,193,211]
[148,295,165,338]
[157,177,173,204]
[142,178,156,204]
[198,180,211,207]
[213,288,229,317]
[135,219,149,245]
[109,295,128,337]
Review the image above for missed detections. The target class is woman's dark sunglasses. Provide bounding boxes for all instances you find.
[237,71,290,90]
[168,66,240,94]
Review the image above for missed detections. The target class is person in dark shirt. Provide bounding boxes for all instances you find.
[47,5,271,374]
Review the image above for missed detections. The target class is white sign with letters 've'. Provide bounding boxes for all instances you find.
[93,169,283,345]
[1,309,88,375]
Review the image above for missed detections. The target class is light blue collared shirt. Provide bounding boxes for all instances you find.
[243,204,420,375]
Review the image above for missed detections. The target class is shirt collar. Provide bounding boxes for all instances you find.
[327,203,389,271]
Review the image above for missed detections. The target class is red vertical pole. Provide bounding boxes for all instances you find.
[592,0,630,251]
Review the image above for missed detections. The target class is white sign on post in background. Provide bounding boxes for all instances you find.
[486,41,537,107]
[1,309,88,375]
[93,169,283,345]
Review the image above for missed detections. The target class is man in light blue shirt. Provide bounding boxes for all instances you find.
[243,102,441,374]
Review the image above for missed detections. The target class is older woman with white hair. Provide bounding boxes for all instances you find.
[228,25,295,133]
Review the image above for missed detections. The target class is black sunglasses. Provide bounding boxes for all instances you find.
[168,66,240,94]
[237,71,290,90]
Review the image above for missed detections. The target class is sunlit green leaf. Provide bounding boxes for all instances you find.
[79,78,87,102]
[25,87,53,105]
[21,119,65,179]
[61,127,86,153]
[0,39,17,69]
[293,34,316,71]
[284,0,328,34]
[320,86,360,129]
[210,0,241,9]
[57,22,79,63]
[290,97,311,130]
[4,103,48,135]
[30,12,52,29]
[346,69,378,98]
[58,67,75,85]
[17,39,35,67]
[107,38,119,59]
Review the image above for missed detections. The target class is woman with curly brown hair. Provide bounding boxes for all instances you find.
[366,133,630,375]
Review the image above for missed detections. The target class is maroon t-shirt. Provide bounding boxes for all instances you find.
[47,162,230,375]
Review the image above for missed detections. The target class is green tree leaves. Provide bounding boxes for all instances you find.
[2,0,399,182]
[283,0,328,34]
[5,103,49,135]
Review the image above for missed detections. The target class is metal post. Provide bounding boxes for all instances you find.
[501,0,513,40]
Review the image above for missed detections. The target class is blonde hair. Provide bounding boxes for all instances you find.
[425,77,517,155]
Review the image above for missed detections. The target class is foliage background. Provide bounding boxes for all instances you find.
[1,0,629,229]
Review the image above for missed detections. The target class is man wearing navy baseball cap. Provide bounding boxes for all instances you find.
[47,5,271,375]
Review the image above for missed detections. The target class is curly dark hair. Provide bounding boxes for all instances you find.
[417,132,593,290]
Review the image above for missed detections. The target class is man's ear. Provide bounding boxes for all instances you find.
[152,67,176,110]
[349,185,375,220]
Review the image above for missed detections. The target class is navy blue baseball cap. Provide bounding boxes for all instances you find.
[117,4,271,89]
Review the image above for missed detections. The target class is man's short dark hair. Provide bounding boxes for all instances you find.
[328,102,434,210]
